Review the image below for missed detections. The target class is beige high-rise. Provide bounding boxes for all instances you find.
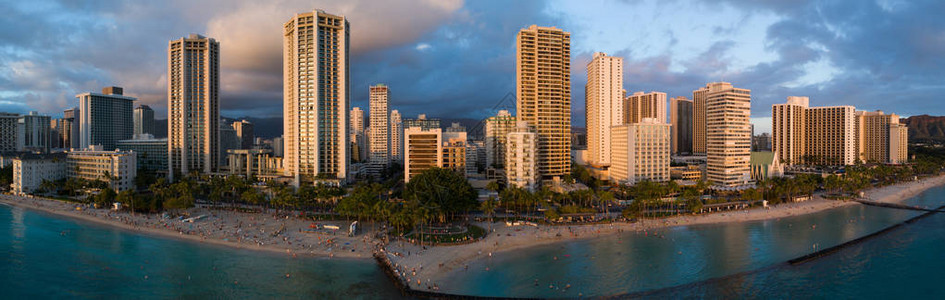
[168,34,220,181]
[704,82,751,187]
[284,10,349,185]
[692,86,709,154]
[625,91,666,124]
[516,25,571,181]
[609,118,671,185]
[369,84,390,174]
[404,127,442,183]
[805,105,856,165]
[585,52,624,167]
[772,96,808,165]
[856,111,907,164]
[350,107,365,162]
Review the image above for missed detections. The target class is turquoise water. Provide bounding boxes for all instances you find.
[439,186,945,298]
[0,204,406,299]
[3,186,945,299]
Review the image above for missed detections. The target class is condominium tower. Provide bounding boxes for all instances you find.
[232,120,255,149]
[168,34,220,180]
[390,109,403,162]
[505,121,539,192]
[703,82,751,187]
[516,25,571,180]
[77,86,135,150]
[670,96,693,154]
[772,96,856,166]
[350,107,365,162]
[283,10,349,185]
[625,91,666,124]
[585,52,624,167]
[369,84,390,174]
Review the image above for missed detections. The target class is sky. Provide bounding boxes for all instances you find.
[2,0,944,134]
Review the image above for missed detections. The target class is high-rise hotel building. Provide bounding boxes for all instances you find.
[670,96,693,154]
[625,91,666,124]
[516,25,571,181]
[772,96,859,166]
[584,52,624,167]
[368,84,390,174]
[856,111,908,164]
[283,10,349,185]
[703,82,751,187]
[168,34,220,180]
[133,105,155,137]
[610,118,671,185]
[77,86,134,151]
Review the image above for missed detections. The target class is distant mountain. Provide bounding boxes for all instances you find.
[902,115,945,143]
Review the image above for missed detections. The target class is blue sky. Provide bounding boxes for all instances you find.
[1,0,943,134]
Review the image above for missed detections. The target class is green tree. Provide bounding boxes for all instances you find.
[94,188,117,208]
[403,167,477,222]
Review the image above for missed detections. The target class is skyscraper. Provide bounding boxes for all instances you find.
[168,34,220,180]
[17,112,50,153]
[703,82,751,187]
[369,84,390,175]
[625,91,666,124]
[670,96,693,154]
[350,107,365,162]
[284,10,349,185]
[63,107,79,148]
[77,86,135,150]
[585,52,624,167]
[772,96,808,165]
[389,109,403,163]
[404,126,441,183]
[692,85,709,154]
[232,120,255,149]
[516,25,571,181]
[485,110,517,169]
[133,105,155,137]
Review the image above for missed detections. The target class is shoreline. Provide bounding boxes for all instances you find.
[383,173,945,293]
[4,173,945,296]
[0,195,381,261]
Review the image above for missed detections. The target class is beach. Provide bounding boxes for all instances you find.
[0,195,381,260]
[3,173,945,294]
[382,174,945,292]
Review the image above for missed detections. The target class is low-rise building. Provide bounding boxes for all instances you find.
[750,151,784,181]
[226,149,283,178]
[68,148,137,191]
[670,165,703,181]
[505,122,539,192]
[117,134,167,172]
[12,153,68,194]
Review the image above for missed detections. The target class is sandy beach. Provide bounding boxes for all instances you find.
[3,173,945,294]
[382,174,945,292]
[0,195,382,260]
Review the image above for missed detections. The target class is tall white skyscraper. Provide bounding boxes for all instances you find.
[168,34,220,180]
[369,84,390,175]
[390,109,403,163]
[585,52,624,167]
[283,10,349,185]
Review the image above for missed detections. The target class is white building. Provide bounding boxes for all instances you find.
[505,122,539,192]
[168,34,220,180]
[610,119,671,185]
[283,10,349,186]
[12,153,67,195]
[625,91,667,124]
[68,148,137,192]
[585,52,624,167]
[390,110,403,163]
[485,110,517,169]
[369,84,390,175]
